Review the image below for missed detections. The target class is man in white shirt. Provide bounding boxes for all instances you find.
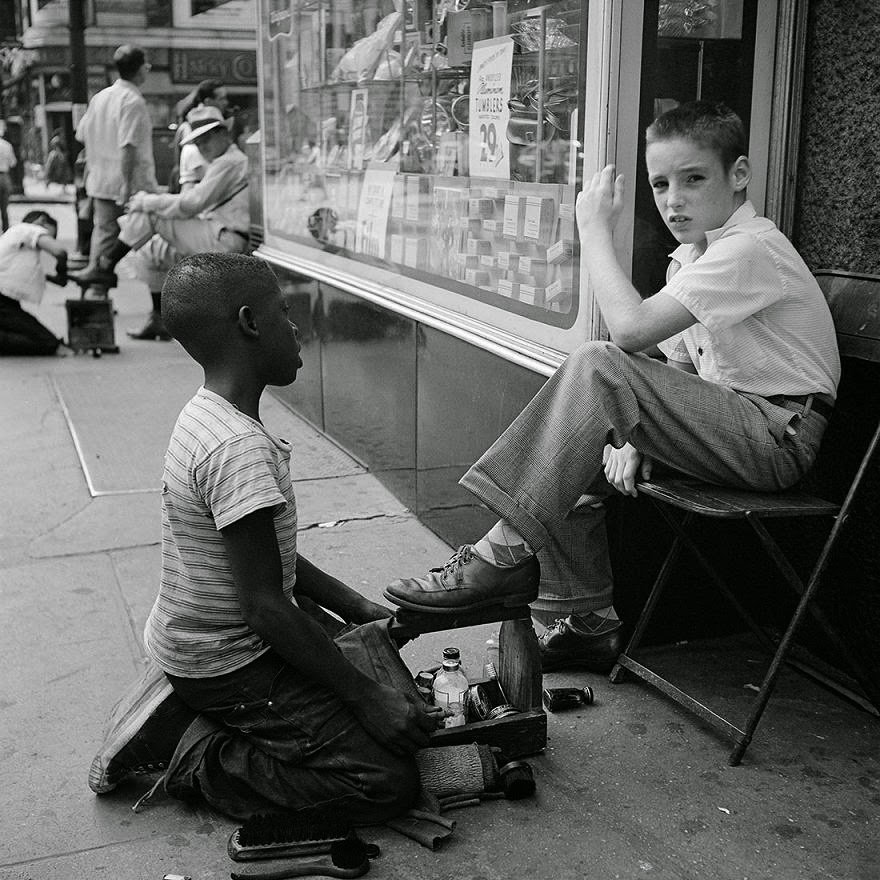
[75,45,157,294]
[72,106,250,340]
[0,121,18,232]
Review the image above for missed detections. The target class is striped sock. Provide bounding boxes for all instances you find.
[472,520,534,567]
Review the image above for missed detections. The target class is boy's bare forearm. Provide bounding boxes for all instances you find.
[294,555,393,624]
[245,592,382,704]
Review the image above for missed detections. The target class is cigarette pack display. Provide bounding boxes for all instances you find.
[518,254,547,274]
[478,184,512,200]
[390,234,405,264]
[391,177,406,220]
[523,196,557,246]
[467,238,493,256]
[502,195,527,239]
[458,217,484,234]
[469,198,496,219]
[431,185,469,275]
[479,254,496,268]
[405,175,432,223]
[497,252,518,271]
[558,202,576,239]
[519,284,546,307]
[482,218,502,234]
[498,278,520,299]
[547,239,575,264]
[465,268,491,287]
[546,276,573,302]
[405,237,428,269]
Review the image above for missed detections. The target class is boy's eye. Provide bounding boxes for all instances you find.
[651,180,667,190]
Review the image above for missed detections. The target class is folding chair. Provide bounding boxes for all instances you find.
[609,271,880,765]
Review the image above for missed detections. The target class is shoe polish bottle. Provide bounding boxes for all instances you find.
[432,647,469,727]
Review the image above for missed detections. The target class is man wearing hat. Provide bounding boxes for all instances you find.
[72,105,250,339]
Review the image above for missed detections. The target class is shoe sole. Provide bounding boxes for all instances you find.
[382,588,538,614]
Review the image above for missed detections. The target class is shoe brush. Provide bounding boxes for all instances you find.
[230,830,372,880]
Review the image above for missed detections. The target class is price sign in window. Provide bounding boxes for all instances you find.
[469,37,514,179]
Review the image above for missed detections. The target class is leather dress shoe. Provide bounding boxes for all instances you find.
[384,545,539,613]
[539,614,625,673]
[127,312,172,341]
[70,265,118,291]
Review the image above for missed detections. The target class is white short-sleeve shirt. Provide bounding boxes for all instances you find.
[144,388,299,678]
[76,78,157,202]
[658,202,840,398]
[0,223,49,304]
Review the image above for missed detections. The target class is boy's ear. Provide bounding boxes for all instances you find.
[731,155,751,192]
[237,305,259,337]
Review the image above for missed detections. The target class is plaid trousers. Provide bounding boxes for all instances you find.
[460,341,830,614]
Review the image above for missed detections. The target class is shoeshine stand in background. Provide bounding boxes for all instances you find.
[65,277,119,355]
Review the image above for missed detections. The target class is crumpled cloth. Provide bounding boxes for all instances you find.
[385,791,456,850]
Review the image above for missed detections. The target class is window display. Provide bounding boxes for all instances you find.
[260,0,586,328]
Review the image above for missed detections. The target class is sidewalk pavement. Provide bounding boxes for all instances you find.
[1,200,878,880]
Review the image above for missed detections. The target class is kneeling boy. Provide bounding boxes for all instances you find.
[91,253,436,821]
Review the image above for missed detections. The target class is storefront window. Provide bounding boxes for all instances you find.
[260,0,586,328]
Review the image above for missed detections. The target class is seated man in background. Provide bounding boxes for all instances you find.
[72,106,250,340]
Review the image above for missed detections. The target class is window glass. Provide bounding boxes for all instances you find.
[260,0,587,328]
[632,0,758,296]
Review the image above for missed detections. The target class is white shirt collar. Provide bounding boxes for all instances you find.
[670,200,756,262]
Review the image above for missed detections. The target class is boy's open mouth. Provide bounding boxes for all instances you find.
[668,214,690,225]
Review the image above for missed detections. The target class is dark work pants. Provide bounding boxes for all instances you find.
[163,619,420,822]
[0,293,60,355]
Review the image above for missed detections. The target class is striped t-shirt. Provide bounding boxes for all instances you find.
[657,202,840,398]
[144,388,298,677]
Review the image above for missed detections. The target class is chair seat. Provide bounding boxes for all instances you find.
[637,478,840,519]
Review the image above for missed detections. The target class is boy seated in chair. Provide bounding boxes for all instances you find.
[383,101,840,674]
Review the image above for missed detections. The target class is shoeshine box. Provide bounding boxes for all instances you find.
[391,612,547,760]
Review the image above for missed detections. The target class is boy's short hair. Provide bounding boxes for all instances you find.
[646,100,747,170]
[22,210,57,231]
[114,45,147,81]
[162,252,278,353]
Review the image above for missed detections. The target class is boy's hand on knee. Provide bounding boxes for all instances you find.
[603,443,652,497]
[352,683,438,755]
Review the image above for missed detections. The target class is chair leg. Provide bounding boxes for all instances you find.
[609,511,688,684]
[747,513,880,714]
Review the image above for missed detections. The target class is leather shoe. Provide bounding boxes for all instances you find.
[384,545,539,613]
[127,312,172,341]
[89,689,196,794]
[70,265,118,290]
[539,614,625,673]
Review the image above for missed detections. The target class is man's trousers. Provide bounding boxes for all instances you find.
[460,341,830,616]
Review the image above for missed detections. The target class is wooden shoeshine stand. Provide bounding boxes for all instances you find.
[389,605,546,759]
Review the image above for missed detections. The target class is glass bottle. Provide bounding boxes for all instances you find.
[432,647,469,728]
